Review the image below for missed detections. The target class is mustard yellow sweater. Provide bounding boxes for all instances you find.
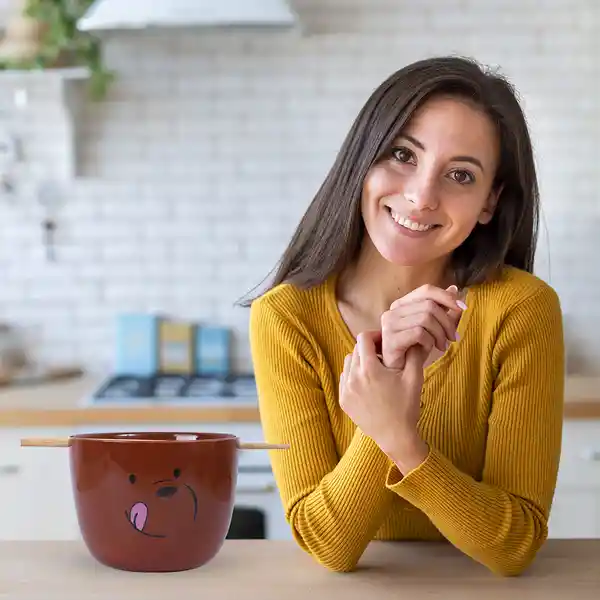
[249,266,565,576]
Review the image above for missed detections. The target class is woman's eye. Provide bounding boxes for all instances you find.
[391,147,414,164]
[450,170,475,184]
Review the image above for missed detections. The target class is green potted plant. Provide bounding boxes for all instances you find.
[0,0,114,100]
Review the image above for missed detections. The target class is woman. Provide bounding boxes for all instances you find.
[244,56,564,576]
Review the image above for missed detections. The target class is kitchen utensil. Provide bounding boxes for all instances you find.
[0,323,28,381]
[20,437,288,450]
[0,365,83,387]
[20,432,289,573]
[36,180,63,263]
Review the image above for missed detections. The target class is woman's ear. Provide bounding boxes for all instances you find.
[478,183,503,225]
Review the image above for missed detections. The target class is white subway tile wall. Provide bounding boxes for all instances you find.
[0,0,598,374]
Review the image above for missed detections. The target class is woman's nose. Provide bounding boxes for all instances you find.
[404,177,438,210]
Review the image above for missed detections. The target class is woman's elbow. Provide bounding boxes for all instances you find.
[289,527,361,573]
[310,548,358,573]
[487,556,533,577]
[317,554,359,573]
[482,538,546,577]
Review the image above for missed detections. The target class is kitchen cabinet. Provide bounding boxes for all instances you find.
[548,420,600,539]
[548,490,599,539]
[1,420,599,541]
[0,427,79,540]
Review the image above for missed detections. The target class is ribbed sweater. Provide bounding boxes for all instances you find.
[249,266,565,576]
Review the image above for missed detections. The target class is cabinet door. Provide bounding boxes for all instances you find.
[547,420,600,539]
[0,436,28,539]
[556,421,600,489]
[548,488,599,539]
[18,439,81,540]
[1,428,81,541]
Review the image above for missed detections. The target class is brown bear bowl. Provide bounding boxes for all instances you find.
[20,432,288,573]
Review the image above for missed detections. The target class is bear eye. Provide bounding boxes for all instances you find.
[173,468,181,479]
[129,474,136,484]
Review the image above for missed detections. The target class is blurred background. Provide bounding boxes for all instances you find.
[0,0,598,381]
[0,0,598,546]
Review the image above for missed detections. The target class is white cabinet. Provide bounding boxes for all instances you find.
[0,427,80,541]
[1,419,598,541]
[548,490,599,539]
[548,420,600,539]
[0,432,29,540]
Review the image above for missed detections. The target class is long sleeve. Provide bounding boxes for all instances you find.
[249,295,395,572]
[385,284,565,576]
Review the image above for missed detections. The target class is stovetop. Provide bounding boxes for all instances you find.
[87,373,257,405]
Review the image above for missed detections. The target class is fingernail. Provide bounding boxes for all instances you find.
[455,332,460,341]
[456,300,468,310]
[447,285,458,293]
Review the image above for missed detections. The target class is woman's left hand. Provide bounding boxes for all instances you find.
[339,331,430,473]
[381,284,465,370]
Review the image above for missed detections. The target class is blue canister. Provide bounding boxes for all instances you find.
[114,313,160,376]
[195,326,231,377]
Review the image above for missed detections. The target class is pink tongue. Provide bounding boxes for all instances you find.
[130,502,148,531]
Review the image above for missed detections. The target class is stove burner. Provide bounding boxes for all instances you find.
[92,374,256,402]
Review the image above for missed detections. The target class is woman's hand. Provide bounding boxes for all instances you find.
[381,284,467,370]
[339,331,429,474]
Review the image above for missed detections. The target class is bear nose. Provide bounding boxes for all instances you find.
[156,485,177,498]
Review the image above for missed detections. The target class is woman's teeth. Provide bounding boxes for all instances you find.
[389,210,434,232]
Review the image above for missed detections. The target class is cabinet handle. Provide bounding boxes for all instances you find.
[580,450,600,462]
[0,465,20,476]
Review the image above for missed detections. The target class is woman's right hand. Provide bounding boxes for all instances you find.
[380,284,467,370]
[339,332,428,461]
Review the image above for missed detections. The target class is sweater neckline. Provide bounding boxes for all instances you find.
[323,272,476,381]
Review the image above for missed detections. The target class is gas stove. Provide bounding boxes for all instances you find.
[85,373,258,406]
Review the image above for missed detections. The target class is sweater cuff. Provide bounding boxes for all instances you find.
[385,446,462,512]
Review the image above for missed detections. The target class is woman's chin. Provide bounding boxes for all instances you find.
[374,243,436,267]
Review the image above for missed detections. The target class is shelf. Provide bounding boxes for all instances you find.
[0,67,90,82]
[0,67,91,180]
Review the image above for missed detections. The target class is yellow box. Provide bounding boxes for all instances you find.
[158,320,195,374]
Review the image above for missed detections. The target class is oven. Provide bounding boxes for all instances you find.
[227,460,291,540]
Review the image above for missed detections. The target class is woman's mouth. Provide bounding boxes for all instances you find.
[386,207,440,233]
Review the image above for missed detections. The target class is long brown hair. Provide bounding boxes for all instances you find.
[239,55,539,306]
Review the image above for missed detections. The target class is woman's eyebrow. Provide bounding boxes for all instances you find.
[395,134,485,172]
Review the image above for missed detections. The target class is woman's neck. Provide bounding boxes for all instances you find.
[337,240,453,321]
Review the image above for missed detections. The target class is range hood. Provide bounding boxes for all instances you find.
[77,0,299,31]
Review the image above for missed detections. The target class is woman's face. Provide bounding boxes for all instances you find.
[360,95,501,268]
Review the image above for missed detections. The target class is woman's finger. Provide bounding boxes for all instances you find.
[339,353,352,396]
[390,284,467,313]
[382,327,436,369]
[356,331,381,372]
[350,341,361,373]
[385,312,450,352]
[382,301,458,345]
[403,345,427,390]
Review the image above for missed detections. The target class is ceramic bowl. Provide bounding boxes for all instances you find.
[68,432,239,572]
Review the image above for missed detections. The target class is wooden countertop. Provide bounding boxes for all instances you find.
[0,374,599,428]
[2,539,599,599]
[0,375,260,427]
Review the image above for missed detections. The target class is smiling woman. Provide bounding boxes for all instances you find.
[362,96,501,269]
[243,56,564,577]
